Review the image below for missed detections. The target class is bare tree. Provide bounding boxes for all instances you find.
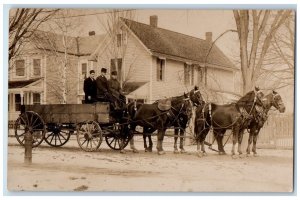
[233,10,292,94]
[259,14,295,90]
[32,10,81,104]
[96,9,135,87]
[9,8,59,62]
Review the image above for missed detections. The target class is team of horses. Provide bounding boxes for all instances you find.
[122,86,286,157]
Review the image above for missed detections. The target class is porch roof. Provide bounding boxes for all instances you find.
[9,78,42,89]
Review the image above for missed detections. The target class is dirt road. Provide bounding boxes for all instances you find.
[6,137,294,192]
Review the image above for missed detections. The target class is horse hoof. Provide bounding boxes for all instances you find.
[219,151,226,155]
[246,153,251,157]
[180,149,186,154]
[253,153,259,157]
[197,152,203,158]
[231,155,238,159]
[132,148,139,153]
[203,152,207,156]
[120,149,126,154]
[174,149,179,154]
[239,154,245,158]
[158,151,166,155]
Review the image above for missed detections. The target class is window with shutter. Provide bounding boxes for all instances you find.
[16,60,25,76]
[33,59,41,76]
[157,58,165,81]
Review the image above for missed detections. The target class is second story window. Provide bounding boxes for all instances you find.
[110,58,122,82]
[157,58,165,81]
[33,59,41,76]
[184,63,194,85]
[81,63,87,79]
[117,34,122,47]
[16,59,25,77]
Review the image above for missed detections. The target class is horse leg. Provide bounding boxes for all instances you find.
[156,129,166,155]
[237,129,244,156]
[252,128,261,156]
[173,128,179,154]
[148,135,153,152]
[246,127,255,155]
[128,125,138,153]
[143,128,148,151]
[179,129,186,153]
[231,125,239,157]
[216,129,226,155]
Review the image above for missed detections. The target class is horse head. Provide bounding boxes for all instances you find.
[189,86,205,107]
[270,91,286,113]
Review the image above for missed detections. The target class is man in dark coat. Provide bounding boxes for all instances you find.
[96,68,114,104]
[83,70,97,104]
[108,71,126,109]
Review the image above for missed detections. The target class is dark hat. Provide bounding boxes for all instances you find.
[101,68,107,73]
[111,71,118,76]
[89,70,95,74]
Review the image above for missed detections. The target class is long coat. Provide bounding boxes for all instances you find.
[83,77,97,103]
[108,78,121,98]
[96,75,109,98]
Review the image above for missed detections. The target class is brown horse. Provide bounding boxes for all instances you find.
[246,91,285,156]
[194,89,264,157]
[126,87,203,154]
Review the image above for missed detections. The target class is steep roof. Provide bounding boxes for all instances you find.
[32,30,106,56]
[122,18,237,69]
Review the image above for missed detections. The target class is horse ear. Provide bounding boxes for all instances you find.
[194,85,199,91]
[272,90,277,94]
[255,86,260,91]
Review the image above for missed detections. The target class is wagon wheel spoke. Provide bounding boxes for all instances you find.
[57,134,63,145]
[46,132,54,139]
[58,131,67,141]
[81,138,88,146]
[86,139,90,149]
[109,137,115,146]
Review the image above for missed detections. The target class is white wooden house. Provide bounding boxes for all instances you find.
[89,16,241,104]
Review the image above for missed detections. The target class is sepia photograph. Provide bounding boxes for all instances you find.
[6,7,295,193]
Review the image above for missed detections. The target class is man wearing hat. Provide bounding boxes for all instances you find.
[96,68,110,101]
[83,70,97,104]
[108,70,126,109]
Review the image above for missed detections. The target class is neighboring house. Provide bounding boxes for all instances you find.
[8,30,105,120]
[89,16,241,104]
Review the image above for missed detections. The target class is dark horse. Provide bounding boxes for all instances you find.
[127,87,203,154]
[194,88,264,157]
[246,90,285,156]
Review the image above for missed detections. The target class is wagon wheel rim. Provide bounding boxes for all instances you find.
[105,134,130,150]
[76,121,102,152]
[44,128,72,147]
[14,111,46,147]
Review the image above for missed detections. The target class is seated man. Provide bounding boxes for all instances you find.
[108,71,126,109]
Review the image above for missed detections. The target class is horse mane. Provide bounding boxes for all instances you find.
[236,90,255,107]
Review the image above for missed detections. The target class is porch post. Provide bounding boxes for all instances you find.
[20,91,24,105]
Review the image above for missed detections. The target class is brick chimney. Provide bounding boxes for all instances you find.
[205,32,212,43]
[89,31,95,36]
[150,15,158,28]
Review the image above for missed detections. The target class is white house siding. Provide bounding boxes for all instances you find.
[207,67,234,93]
[151,58,196,101]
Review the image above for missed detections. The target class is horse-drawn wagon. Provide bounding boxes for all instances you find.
[14,102,131,152]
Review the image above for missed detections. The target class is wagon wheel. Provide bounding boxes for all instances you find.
[76,121,102,152]
[14,111,46,147]
[104,123,131,150]
[44,124,72,147]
